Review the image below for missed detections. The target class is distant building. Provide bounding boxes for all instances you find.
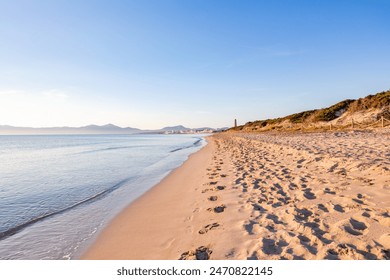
[234,119,237,127]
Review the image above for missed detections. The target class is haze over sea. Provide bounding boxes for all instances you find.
[0,134,205,259]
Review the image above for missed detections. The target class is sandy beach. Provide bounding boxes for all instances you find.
[83,130,390,260]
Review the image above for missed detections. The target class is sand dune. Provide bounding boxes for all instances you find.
[83,130,390,260]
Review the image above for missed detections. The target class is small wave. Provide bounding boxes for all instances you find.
[0,178,131,240]
[78,146,137,154]
[170,137,203,153]
[193,138,202,146]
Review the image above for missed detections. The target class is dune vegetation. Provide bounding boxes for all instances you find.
[230,90,390,132]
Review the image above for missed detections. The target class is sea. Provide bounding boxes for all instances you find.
[0,134,206,259]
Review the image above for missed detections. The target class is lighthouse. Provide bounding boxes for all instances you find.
[234,119,237,128]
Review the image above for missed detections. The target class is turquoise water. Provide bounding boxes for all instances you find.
[0,134,205,259]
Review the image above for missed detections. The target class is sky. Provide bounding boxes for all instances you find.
[0,0,389,129]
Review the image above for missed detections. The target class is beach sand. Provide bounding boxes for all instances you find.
[82,130,390,260]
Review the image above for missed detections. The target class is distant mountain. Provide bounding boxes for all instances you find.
[79,124,141,134]
[0,124,222,135]
[0,124,141,135]
[160,125,191,132]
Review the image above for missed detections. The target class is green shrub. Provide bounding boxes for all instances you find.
[313,100,353,122]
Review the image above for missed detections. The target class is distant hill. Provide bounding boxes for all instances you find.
[0,124,222,135]
[0,124,141,135]
[160,125,191,132]
[230,89,390,132]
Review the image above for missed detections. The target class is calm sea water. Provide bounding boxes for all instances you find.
[0,134,206,259]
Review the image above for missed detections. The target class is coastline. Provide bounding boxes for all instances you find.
[82,131,390,260]
[82,136,220,259]
[0,134,209,260]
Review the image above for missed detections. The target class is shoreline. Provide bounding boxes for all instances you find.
[82,131,390,260]
[0,134,209,260]
[81,137,218,259]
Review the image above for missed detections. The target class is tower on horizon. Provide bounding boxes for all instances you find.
[234,119,237,127]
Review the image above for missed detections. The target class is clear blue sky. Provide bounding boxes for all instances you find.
[0,0,389,129]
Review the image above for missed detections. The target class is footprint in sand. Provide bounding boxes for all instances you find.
[352,198,365,205]
[298,235,311,243]
[208,195,218,201]
[208,205,226,213]
[253,203,267,212]
[216,185,226,191]
[303,188,316,200]
[326,243,360,259]
[198,223,220,234]
[324,187,336,195]
[289,183,298,190]
[261,237,288,255]
[266,213,284,225]
[201,188,213,193]
[344,218,369,236]
[362,211,371,218]
[179,246,212,260]
[333,204,345,213]
[294,207,313,221]
[318,203,329,212]
[326,249,340,260]
[350,218,368,230]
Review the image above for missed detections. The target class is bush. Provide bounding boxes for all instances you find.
[288,110,316,123]
[313,100,353,122]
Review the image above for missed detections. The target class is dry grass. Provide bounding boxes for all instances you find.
[230,89,390,132]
